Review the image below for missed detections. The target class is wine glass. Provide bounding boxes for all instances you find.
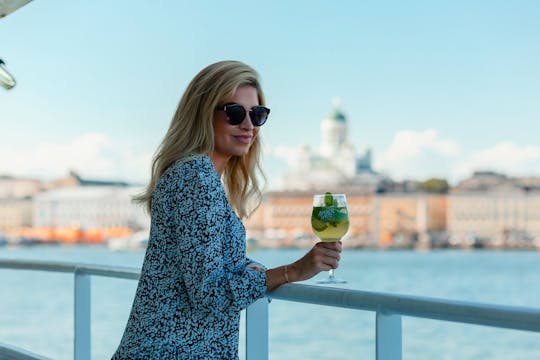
[311,193,349,284]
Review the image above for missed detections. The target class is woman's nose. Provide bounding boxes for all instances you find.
[240,113,254,130]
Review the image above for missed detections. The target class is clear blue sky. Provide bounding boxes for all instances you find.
[2,0,539,187]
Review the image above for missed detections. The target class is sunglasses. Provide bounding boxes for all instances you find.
[218,103,270,127]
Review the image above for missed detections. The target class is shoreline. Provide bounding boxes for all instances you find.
[0,242,538,252]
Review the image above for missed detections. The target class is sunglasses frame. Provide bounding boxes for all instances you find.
[218,102,270,127]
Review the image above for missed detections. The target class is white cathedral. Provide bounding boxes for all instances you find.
[282,102,387,192]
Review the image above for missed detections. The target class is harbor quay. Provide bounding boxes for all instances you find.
[1,172,539,250]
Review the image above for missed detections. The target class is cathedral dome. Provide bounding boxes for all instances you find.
[328,108,346,122]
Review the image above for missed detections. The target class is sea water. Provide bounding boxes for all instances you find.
[1,246,539,359]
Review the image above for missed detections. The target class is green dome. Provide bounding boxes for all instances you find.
[329,108,346,122]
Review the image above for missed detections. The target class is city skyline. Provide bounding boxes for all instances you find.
[2,1,539,188]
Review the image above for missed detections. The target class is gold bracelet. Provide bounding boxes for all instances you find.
[284,265,289,283]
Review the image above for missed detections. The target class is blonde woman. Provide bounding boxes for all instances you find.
[112,60,342,359]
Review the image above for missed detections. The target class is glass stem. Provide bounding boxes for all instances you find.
[328,269,335,279]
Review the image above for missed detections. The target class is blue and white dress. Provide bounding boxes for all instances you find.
[112,155,267,359]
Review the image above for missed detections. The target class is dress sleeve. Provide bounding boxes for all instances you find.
[175,169,266,313]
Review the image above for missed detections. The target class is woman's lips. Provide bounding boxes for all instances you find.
[234,135,252,144]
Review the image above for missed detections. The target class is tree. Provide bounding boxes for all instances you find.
[418,178,449,194]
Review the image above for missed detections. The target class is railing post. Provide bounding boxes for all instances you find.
[74,271,91,360]
[376,310,402,360]
[246,297,269,360]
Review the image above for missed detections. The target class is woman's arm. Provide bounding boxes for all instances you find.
[175,163,266,312]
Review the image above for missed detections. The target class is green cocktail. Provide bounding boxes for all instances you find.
[311,206,349,241]
[311,193,349,284]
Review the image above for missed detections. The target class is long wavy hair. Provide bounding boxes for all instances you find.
[134,60,266,219]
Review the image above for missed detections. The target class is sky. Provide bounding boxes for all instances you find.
[1,0,539,188]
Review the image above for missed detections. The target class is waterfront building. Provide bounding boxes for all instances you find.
[47,170,131,188]
[375,193,447,248]
[0,176,42,230]
[448,171,540,247]
[33,186,149,231]
[245,191,447,248]
[0,175,43,199]
[0,198,33,231]
[0,171,136,233]
[245,191,374,248]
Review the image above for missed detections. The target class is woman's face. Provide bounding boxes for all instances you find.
[213,85,261,162]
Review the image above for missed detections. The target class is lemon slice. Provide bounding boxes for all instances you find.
[312,218,328,232]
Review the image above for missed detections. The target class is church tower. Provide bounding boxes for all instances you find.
[319,103,348,158]
[282,98,382,191]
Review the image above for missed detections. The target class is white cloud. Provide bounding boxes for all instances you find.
[453,142,540,180]
[374,129,461,180]
[374,130,540,183]
[3,131,539,189]
[264,144,301,166]
[262,144,301,190]
[0,133,153,183]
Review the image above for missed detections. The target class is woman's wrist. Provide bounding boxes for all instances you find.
[283,265,290,283]
[287,262,301,283]
[265,264,293,292]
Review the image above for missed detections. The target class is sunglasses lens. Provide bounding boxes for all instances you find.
[225,105,246,125]
[250,106,269,126]
[223,104,270,126]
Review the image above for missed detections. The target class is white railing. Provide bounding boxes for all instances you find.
[0,341,53,360]
[0,259,139,360]
[1,259,540,360]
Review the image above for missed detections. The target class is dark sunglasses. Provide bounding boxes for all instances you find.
[217,103,270,127]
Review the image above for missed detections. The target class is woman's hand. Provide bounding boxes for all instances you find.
[288,241,342,282]
[265,241,342,292]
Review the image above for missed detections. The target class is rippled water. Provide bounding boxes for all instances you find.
[1,246,539,359]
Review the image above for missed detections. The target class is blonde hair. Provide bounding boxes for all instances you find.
[134,60,266,219]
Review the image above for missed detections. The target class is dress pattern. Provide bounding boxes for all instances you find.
[112,155,267,359]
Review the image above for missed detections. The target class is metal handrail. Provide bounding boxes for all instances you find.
[0,342,53,360]
[1,258,540,360]
[0,259,140,360]
[270,283,540,332]
[0,259,140,279]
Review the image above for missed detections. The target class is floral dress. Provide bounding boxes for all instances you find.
[112,155,267,359]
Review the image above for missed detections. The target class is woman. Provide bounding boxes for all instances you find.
[112,60,342,359]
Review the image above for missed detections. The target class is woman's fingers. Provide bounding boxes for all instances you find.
[291,241,344,281]
[320,253,339,269]
[315,242,341,259]
[318,241,342,252]
[312,242,341,268]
